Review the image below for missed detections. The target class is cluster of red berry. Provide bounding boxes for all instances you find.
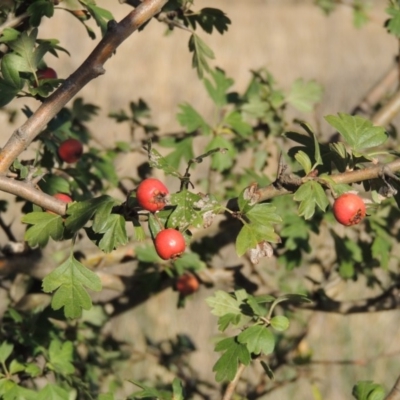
[136,178,185,260]
[136,178,199,296]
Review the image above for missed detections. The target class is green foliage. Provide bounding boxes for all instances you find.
[1,0,399,399]
[325,113,388,155]
[42,254,102,318]
[352,381,385,400]
[207,290,309,382]
[293,181,329,220]
[22,212,65,248]
[188,33,215,78]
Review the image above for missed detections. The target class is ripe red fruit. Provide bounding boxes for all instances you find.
[53,193,73,203]
[175,273,199,296]
[154,229,186,260]
[332,193,366,226]
[58,139,83,163]
[47,193,73,214]
[36,67,57,81]
[136,178,169,212]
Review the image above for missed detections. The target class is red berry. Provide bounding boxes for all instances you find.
[332,193,366,226]
[37,67,57,81]
[47,193,72,214]
[53,193,73,203]
[175,273,199,296]
[154,229,186,260]
[58,139,83,163]
[136,178,169,212]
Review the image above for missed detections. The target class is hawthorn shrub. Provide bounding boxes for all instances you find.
[0,1,400,400]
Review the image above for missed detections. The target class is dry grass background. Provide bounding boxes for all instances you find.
[2,0,400,399]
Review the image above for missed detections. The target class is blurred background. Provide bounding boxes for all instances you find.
[2,0,400,398]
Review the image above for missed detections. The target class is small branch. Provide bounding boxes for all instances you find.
[222,363,246,400]
[0,176,67,215]
[0,0,168,174]
[353,65,398,116]
[312,349,400,367]
[298,281,400,314]
[386,374,400,400]
[372,89,400,127]
[0,215,17,243]
[0,12,29,36]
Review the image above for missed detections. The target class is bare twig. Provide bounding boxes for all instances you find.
[222,363,246,400]
[298,281,400,314]
[0,12,29,36]
[0,0,168,174]
[0,215,17,243]
[372,89,400,127]
[353,65,398,116]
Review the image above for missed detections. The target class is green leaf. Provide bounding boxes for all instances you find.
[245,296,268,317]
[7,30,41,73]
[145,142,182,178]
[47,340,75,376]
[1,54,24,89]
[92,196,118,232]
[295,150,312,174]
[270,315,290,331]
[172,378,184,400]
[98,394,115,400]
[0,342,13,364]
[173,252,205,275]
[386,6,400,38]
[223,111,252,137]
[287,78,323,112]
[42,254,101,319]
[39,175,70,195]
[203,68,234,107]
[205,136,235,171]
[213,337,251,382]
[325,113,387,152]
[206,290,242,317]
[0,78,20,107]
[135,243,160,263]
[0,28,20,43]
[371,235,391,270]
[293,181,329,219]
[246,203,282,226]
[9,360,25,375]
[177,103,210,133]
[25,363,41,378]
[65,195,114,232]
[352,380,385,400]
[22,212,65,248]
[96,214,128,253]
[187,7,231,34]
[236,222,280,258]
[129,380,172,399]
[37,384,70,400]
[188,33,215,78]
[0,382,37,400]
[168,190,203,229]
[27,1,54,27]
[217,313,241,332]
[161,137,194,170]
[83,2,114,36]
[237,325,275,355]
